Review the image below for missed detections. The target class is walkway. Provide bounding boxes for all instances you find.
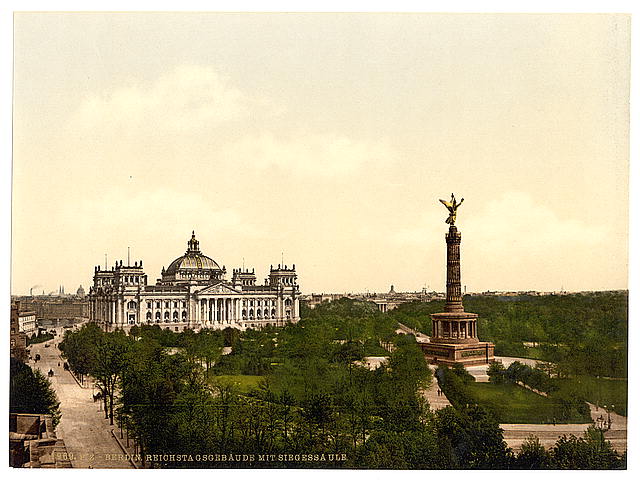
[420,365,451,411]
[28,335,133,468]
[429,357,627,454]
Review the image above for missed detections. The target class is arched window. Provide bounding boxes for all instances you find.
[146,312,152,321]
[164,311,170,320]
[182,310,187,319]
[256,309,262,318]
[127,301,137,309]
[173,311,179,321]
[242,309,247,320]
[156,312,161,322]
[271,308,276,318]
[285,298,292,306]
[249,309,254,318]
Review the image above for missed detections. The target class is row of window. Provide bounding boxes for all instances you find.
[126,298,294,310]
[145,311,187,320]
[138,309,294,322]
[97,275,143,286]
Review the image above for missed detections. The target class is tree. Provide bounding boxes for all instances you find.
[551,427,625,469]
[92,330,132,424]
[434,405,512,468]
[487,361,506,384]
[515,435,552,469]
[59,322,102,383]
[10,358,61,427]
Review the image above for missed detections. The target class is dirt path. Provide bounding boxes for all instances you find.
[29,338,134,468]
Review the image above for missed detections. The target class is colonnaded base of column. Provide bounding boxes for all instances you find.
[420,339,495,366]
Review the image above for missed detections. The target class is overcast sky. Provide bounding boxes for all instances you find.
[11,13,629,295]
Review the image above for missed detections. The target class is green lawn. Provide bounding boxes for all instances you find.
[467,383,591,424]
[555,376,627,417]
[208,374,265,393]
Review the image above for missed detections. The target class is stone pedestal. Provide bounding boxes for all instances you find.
[420,224,494,366]
[421,340,494,366]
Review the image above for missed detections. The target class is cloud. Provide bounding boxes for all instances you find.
[72,65,254,134]
[466,191,608,253]
[65,65,395,179]
[391,191,607,249]
[224,132,395,177]
[385,191,619,291]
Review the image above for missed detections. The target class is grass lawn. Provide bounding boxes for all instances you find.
[467,383,591,424]
[555,376,627,417]
[208,374,265,393]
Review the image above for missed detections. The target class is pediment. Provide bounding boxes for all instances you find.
[195,282,241,296]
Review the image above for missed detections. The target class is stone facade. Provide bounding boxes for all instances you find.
[420,225,494,366]
[18,310,37,336]
[89,232,300,332]
[9,413,71,468]
[10,302,28,363]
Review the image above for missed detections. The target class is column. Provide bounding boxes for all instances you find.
[445,226,464,313]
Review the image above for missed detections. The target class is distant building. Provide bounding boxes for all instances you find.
[89,232,301,332]
[17,297,89,323]
[10,302,28,363]
[76,285,86,297]
[17,310,37,336]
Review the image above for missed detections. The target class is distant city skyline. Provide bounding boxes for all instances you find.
[11,13,629,296]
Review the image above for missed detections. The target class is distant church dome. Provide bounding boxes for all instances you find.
[77,285,86,296]
[162,232,224,283]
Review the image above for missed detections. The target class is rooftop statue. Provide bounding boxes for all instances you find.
[439,193,464,225]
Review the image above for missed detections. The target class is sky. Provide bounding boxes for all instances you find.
[10,12,630,295]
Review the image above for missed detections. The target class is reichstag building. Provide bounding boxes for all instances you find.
[89,232,300,331]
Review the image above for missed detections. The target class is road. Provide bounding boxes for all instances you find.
[28,335,134,468]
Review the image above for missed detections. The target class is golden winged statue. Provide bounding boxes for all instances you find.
[439,193,464,225]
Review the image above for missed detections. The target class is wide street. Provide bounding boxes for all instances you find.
[28,333,134,469]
